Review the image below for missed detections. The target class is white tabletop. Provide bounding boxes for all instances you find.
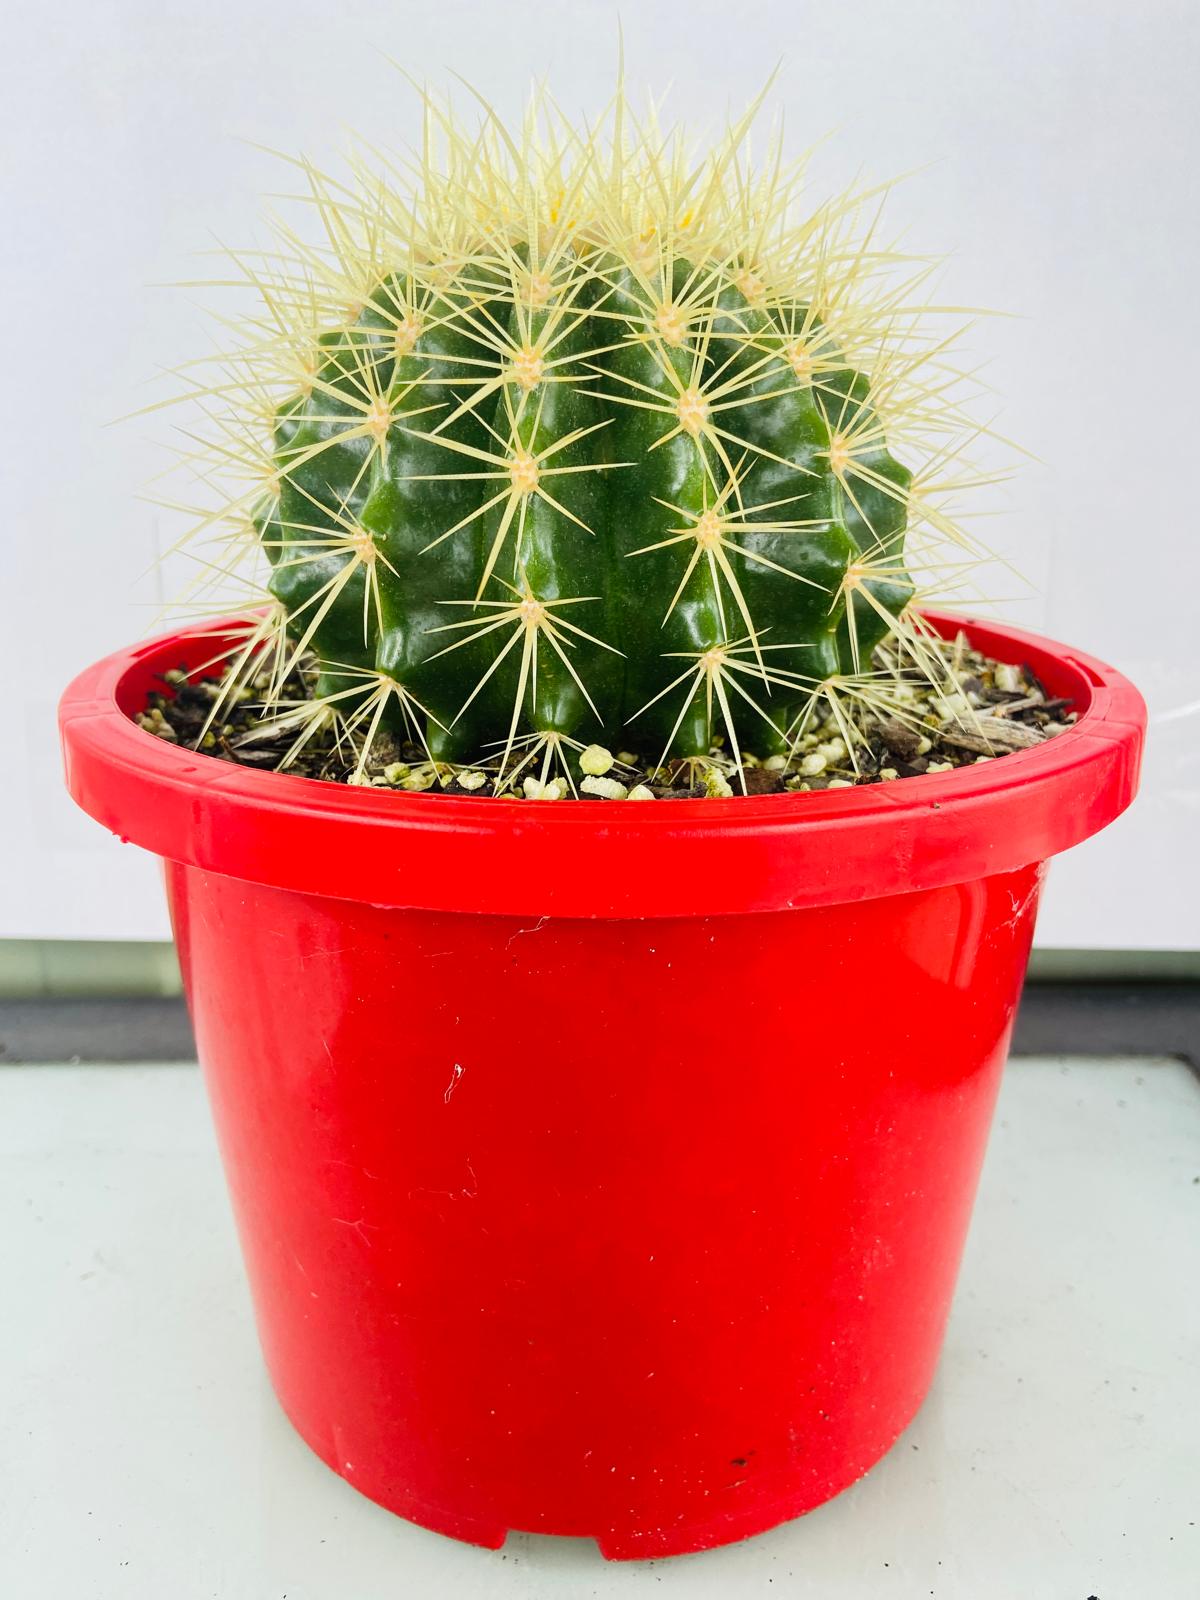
[1,1056,1195,1599]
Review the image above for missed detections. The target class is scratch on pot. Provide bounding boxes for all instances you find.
[506,915,549,950]
[409,1161,478,1203]
[444,1062,465,1102]
[327,1158,381,1181]
[1000,871,1045,934]
[332,1216,377,1247]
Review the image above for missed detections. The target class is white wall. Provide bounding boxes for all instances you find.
[5,0,1196,946]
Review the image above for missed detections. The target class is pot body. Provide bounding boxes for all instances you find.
[61,608,1145,1558]
[167,855,1041,1558]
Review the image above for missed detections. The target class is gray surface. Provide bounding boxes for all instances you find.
[1,1059,1196,1598]
[1013,982,1199,1065]
[0,997,196,1063]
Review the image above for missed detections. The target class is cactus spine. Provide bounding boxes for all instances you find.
[178,82,985,789]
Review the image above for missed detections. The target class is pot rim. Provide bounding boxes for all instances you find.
[59,609,1146,918]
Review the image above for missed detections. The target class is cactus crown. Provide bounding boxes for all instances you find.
[168,78,994,791]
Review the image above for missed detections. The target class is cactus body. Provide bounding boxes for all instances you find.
[187,85,983,786]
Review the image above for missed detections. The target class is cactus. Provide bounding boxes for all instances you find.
[176,82,985,790]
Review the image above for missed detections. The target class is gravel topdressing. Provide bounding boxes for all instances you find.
[137,632,1077,800]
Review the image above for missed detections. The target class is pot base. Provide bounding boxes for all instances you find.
[285,1383,925,1558]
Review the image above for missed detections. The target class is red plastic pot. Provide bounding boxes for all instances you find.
[60,611,1144,1559]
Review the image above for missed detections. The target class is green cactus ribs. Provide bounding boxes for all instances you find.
[187,82,986,791]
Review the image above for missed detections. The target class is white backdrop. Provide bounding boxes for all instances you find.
[4,0,1196,946]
